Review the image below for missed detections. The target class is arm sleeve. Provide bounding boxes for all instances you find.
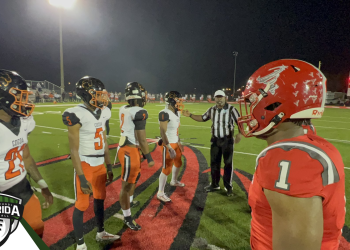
[62,111,81,126]
[133,109,148,130]
[158,111,170,122]
[202,107,211,121]
[256,148,325,198]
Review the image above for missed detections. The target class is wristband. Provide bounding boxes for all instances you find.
[144,153,153,163]
[78,175,89,188]
[37,179,48,189]
[166,144,172,149]
[190,114,192,118]
[106,164,112,172]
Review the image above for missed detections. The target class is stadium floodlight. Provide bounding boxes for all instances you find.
[49,0,76,9]
[49,0,76,100]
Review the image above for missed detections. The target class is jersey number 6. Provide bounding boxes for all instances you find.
[94,127,104,150]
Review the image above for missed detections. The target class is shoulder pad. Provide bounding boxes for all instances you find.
[159,111,170,122]
[134,109,148,121]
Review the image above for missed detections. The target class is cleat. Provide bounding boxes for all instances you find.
[224,187,233,197]
[96,231,120,242]
[170,181,185,187]
[130,200,140,208]
[124,216,141,231]
[76,243,87,250]
[157,193,171,202]
[205,184,220,192]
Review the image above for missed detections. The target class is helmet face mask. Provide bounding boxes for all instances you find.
[0,70,35,117]
[165,91,184,112]
[88,89,108,109]
[238,59,326,138]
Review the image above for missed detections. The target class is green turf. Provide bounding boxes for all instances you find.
[29,102,350,249]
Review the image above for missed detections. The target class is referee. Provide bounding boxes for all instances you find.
[182,90,242,196]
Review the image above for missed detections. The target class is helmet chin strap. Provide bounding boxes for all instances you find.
[252,112,285,136]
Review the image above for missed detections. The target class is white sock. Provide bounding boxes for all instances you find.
[130,195,133,203]
[158,172,168,195]
[171,165,180,183]
[122,209,131,217]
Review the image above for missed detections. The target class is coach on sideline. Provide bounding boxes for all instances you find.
[182,90,242,196]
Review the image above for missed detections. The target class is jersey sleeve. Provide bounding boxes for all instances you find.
[230,106,240,126]
[202,107,211,121]
[133,109,148,130]
[255,148,325,198]
[62,110,81,126]
[104,106,112,120]
[26,116,36,134]
[158,111,170,122]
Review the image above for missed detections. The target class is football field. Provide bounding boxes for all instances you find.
[29,102,350,250]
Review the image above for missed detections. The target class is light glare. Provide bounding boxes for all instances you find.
[49,0,76,9]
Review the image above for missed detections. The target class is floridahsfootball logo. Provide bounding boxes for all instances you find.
[0,194,24,246]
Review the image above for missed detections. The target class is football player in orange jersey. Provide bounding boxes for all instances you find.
[237,59,345,250]
[0,70,53,238]
[117,82,154,231]
[62,76,119,250]
[157,91,185,202]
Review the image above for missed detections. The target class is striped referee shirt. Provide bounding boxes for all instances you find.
[202,103,240,138]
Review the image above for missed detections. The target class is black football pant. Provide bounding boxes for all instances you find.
[210,137,234,190]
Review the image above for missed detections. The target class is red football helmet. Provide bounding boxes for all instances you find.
[238,59,326,137]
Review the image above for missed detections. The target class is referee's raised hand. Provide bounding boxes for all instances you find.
[182,109,191,117]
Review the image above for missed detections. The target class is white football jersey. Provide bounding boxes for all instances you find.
[119,105,148,145]
[159,108,180,143]
[0,116,35,192]
[62,104,111,166]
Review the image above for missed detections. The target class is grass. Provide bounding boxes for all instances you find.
[28,102,350,249]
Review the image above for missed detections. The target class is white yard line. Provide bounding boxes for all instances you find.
[34,188,75,204]
[113,213,124,220]
[323,116,350,119]
[36,125,67,132]
[324,138,350,144]
[42,131,52,134]
[34,104,77,107]
[314,120,350,124]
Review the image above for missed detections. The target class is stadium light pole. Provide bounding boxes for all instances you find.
[232,51,238,99]
[49,0,76,97]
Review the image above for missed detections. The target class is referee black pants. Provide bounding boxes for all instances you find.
[210,137,234,190]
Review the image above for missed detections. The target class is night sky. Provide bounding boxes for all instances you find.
[0,0,349,94]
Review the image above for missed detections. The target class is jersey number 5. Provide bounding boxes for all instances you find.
[275,160,291,190]
[5,144,26,180]
[94,127,104,150]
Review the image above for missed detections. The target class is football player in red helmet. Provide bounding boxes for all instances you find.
[238,59,345,250]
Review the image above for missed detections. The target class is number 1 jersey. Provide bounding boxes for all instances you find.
[249,134,345,250]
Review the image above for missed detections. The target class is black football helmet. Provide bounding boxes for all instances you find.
[125,82,147,107]
[0,69,34,117]
[165,91,184,112]
[76,76,108,109]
